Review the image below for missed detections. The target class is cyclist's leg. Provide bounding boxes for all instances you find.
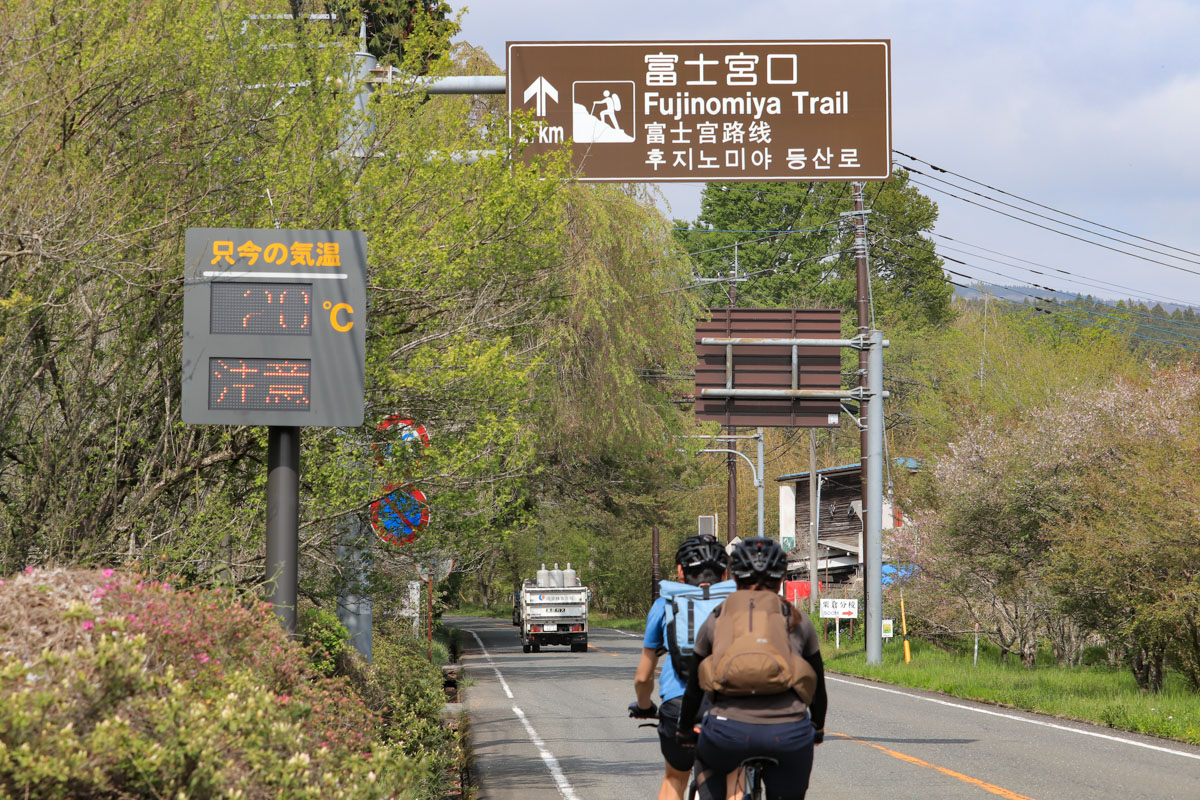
[690,757,726,800]
[659,763,690,800]
[696,715,755,800]
[754,719,814,800]
[657,698,694,800]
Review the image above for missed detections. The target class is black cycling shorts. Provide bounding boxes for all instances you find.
[695,714,815,800]
[656,698,696,772]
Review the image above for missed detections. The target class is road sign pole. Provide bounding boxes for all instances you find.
[756,428,765,538]
[266,425,300,634]
[426,577,434,663]
[808,430,820,616]
[865,331,885,665]
[337,514,373,663]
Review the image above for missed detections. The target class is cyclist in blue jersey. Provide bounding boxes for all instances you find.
[631,534,733,800]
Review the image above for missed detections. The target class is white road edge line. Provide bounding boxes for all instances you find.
[600,627,641,638]
[468,630,582,800]
[828,675,1200,761]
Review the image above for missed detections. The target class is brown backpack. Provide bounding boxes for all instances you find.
[697,590,816,702]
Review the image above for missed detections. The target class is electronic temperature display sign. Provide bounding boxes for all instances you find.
[182,227,367,427]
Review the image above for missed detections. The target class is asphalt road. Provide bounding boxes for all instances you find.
[449,615,1200,799]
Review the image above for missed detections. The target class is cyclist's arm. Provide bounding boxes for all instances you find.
[633,647,660,710]
[676,652,704,732]
[805,649,827,741]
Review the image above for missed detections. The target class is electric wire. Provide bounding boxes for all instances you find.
[874,237,1200,344]
[907,177,1200,279]
[893,150,1200,260]
[872,209,1200,310]
[927,263,1200,352]
[901,164,1200,268]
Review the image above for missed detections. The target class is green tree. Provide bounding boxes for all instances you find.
[0,0,704,623]
[673,171,952,328]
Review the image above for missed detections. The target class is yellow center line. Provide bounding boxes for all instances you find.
[830,732,1036,800]
[588,644,622,658]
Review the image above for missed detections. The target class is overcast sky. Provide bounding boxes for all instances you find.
[455,1,1200,308]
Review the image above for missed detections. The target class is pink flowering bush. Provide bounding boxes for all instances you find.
[0,568,439,798]
[896,366,1200,675]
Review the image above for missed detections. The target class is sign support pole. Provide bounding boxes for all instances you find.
[756,428,765,538]
[808,430,820,616]
[865,331,885,665]
[266,425,301,634]
[426,577,434,663]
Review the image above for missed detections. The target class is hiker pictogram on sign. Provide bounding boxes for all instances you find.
[572,81,636,143]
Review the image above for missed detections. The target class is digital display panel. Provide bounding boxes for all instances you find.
[208,357,311,411]
[183,228,367,427]
[210,282,312,336]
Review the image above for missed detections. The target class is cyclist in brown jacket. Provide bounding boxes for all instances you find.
[677,537,827,800]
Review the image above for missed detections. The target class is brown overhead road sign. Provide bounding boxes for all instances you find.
[507,40,890,183]
[695,309,844,428]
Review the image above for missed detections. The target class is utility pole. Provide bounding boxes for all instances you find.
[852,181,871,633]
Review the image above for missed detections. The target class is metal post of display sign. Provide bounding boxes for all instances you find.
[266,426,300,632]
[182,227,368,633]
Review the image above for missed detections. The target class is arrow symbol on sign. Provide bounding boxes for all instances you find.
[523,76,558,117]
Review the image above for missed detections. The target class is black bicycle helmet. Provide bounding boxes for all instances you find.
[729,536,787,580]
[675,534,728,570]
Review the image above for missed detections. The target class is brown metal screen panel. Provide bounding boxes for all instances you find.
[694,308,843,427]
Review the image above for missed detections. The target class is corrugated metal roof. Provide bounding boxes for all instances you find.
[775,457,921,482]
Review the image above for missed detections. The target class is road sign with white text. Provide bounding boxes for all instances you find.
[507,41,890,182]
[182,228,367,427]
[820,598,859,619]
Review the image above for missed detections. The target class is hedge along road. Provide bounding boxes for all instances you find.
[448,615,1200,799]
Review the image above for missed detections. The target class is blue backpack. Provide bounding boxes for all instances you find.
[659,578,737,685]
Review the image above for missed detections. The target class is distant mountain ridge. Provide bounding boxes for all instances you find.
[953,282,1197,316]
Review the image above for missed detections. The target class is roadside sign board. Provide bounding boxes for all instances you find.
[820,598,858,619]
[695,308,843,427]
[882,619,894,638]
[182,228,367,427]
[508,40,890,182]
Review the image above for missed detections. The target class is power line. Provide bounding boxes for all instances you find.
[871,209,1200,310]
[893,150,1200,260]
[929,234,1200,310]
[931,264,1200,352]
[877,236,1200,340]
[902,165,1200,268]
[907,177,1200,279]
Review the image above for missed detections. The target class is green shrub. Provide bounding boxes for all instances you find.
[370,619,454,764]
[299,607,351,678]
[0,568,436,799]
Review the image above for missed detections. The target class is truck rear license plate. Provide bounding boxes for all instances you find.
[541,624,557,632]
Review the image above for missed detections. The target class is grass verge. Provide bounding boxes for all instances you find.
[825,635,1200,745]
[590,613,646,632]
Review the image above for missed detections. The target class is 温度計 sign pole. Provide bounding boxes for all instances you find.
[266,426,300,633]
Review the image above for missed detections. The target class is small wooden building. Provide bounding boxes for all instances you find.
[775,462,910,588]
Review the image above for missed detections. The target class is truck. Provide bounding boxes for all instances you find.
[516,563,590,653]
